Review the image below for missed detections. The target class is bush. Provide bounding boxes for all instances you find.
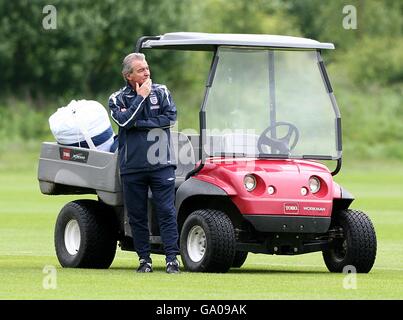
[0,102,52,144]
[340,37,403,87]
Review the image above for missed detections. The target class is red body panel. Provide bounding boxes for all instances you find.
[194,158,339,217]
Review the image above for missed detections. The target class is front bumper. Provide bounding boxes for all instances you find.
[243,214,331,233]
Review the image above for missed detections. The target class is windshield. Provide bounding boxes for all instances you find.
[204,47,340,159]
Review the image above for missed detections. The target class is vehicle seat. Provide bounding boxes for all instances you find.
[171,131,196,187]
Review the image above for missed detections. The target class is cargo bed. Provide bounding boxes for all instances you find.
[37,132,199,206]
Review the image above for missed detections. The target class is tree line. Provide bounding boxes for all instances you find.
[0,0,402,159]
[0,0,401,103]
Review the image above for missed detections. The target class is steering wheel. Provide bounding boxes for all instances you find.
[257,121,300,155]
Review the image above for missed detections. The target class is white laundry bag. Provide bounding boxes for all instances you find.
[49,100,114,152]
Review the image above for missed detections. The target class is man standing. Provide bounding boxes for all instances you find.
[109,53,180,273]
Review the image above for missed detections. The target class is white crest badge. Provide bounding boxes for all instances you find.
[150,94,158,105]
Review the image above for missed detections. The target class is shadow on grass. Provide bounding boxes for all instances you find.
[109,266,330,275]
[228,268,329,275]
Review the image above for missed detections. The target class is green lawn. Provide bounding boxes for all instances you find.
[0,159,402,300]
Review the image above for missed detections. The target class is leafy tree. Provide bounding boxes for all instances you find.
[287,0,402,51]
[0,0,189,103]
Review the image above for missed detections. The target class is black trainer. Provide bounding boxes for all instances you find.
[166,260,180,274]
[137,259,153,273]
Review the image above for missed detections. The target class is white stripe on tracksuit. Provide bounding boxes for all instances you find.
[110,93,146,127]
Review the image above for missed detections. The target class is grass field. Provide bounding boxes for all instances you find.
[0,155,402,300]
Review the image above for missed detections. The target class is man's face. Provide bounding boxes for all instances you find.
[127,59,150,86]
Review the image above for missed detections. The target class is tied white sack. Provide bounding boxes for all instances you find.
[49,99,114,152]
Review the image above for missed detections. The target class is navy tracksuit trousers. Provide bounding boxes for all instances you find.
[121,166,179,263]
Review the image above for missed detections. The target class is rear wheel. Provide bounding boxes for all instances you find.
[323,209,377,273]
[180,209,235,273]
[55,200,117,268]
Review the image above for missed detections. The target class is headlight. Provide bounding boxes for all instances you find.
[309,176,321,194]
[244,174,256,192]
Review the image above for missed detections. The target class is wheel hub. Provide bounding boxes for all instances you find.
[187,225,207,262]
[64,219,81,255]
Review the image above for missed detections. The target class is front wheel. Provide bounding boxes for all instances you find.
[180,209,235,273]
[323,209,377,273]
[55,200,117,268]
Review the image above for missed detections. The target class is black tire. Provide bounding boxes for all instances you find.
[323,209,377,273]
[55,200,117,268]
[180,209,235,273]
[232,251,248,268]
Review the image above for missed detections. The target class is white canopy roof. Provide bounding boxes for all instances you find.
[142,32,335,50]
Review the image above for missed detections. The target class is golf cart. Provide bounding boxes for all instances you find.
[38,32,377,273]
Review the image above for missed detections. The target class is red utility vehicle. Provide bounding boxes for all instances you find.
[38,33,377,273]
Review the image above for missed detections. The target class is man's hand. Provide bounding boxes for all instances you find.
[136,78,152,98]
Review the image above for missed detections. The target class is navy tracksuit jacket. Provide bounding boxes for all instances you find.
[108,83,179,262]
